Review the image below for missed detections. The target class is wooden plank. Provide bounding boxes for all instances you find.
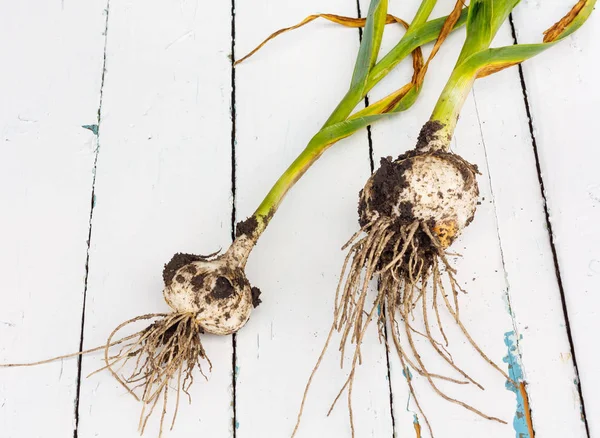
[470,31,587,438]
[364,3,586,435]
[0,2,108,437]
[75,1,235,436]
[233,1,394,436]
[512,1,600,435]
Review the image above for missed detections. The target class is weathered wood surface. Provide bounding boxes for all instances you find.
[0,1,596,437]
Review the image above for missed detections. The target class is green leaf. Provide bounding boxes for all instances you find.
[311,87,421,149]
[457,0,520,64]
[350,0,388,91]
[408,0,439,31]
[431,0,595,142]
[461,0,596,78]
[369,9,468,87]
[326,8,469,127]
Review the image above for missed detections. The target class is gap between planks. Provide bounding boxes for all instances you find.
[72,2,112,438]
[471,86,536,435]
[353,0,397,435]
[230,0,238,436]
[507,13,590,436]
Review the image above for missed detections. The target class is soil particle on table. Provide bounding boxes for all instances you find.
[251,286,262,308]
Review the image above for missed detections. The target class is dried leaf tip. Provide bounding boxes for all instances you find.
[476,61,518,79]
[415,1,465,87]
[543,0,588,43]
[233,13,410,66]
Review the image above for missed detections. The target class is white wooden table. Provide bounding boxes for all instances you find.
[1,1,598,437]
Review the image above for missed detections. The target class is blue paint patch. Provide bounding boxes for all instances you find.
[82,124,99,135]
[234,365,240,379]
[401,366,422,433]
[235,420,240,429]
[377,303,381,316]
[503,331,529,438]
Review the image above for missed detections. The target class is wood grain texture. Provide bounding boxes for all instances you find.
[0,1,108,437]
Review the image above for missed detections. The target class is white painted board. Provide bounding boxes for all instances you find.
[0,1,108,437]
[512,0,600,435]
[75,0,235,437]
